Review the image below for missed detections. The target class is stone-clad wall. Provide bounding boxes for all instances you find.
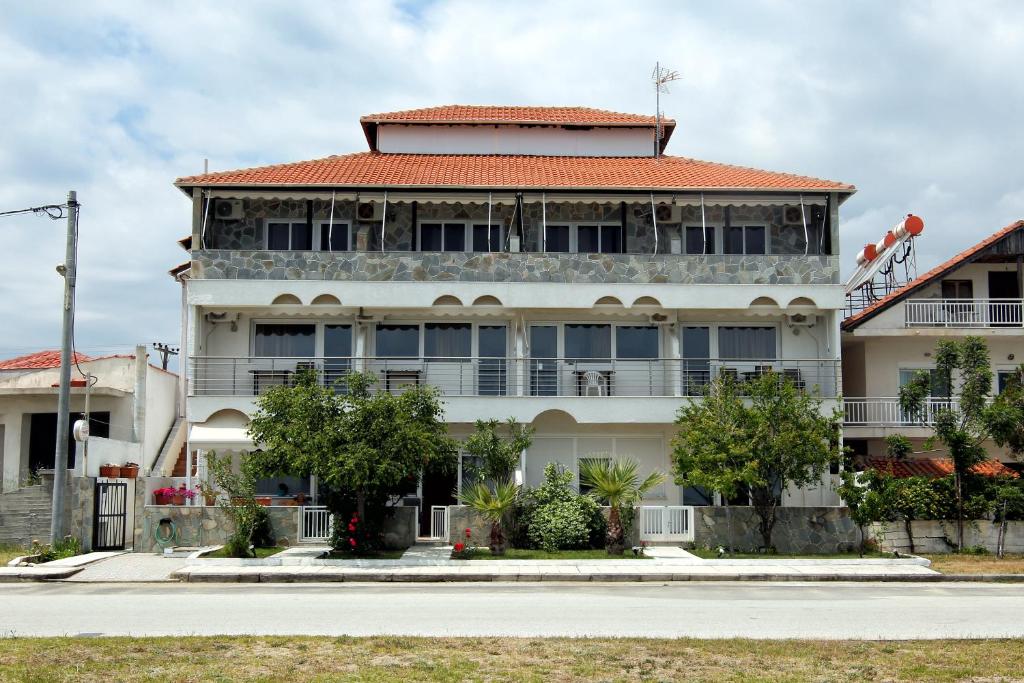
[195,250,839,285]
[871,519,1024,554]
[693,506,859,553]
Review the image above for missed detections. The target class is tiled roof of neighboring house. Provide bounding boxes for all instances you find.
[359,105,668,127]
[168,261,191,278]
[843,219,1024,330]
[0,350,91,370]
[867,458,1020,479]
[176,152,854,193]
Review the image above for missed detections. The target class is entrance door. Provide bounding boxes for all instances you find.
[419,467,456,536]
[93,481,128,550]
[989,271,1022,326]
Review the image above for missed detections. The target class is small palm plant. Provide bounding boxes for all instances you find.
[458,479,519,555]
[579,458,665,555]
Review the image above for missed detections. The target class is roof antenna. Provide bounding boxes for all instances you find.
[651,62,681,159]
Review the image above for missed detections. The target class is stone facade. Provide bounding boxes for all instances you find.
[871,519,1024,555]
[194,250,839,285]
[692,506,859,554]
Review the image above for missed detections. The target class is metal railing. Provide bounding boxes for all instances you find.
[638,506,694,543]
[299,505,333,543]
[189,356,841,398]
[429,505,449,541]
[905,299,1024,328]
[843,397,961,427]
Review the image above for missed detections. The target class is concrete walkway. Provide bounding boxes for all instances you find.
[0,551,126,582]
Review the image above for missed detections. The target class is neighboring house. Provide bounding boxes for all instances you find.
[841,219,1024,472]
[174,104,854,535]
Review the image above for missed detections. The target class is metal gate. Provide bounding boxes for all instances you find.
[93,481,128,550]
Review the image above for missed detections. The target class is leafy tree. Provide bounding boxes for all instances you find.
[458,479,519,555]
[672,373,843,551]
[579,458,665,555]
[246,371,457,549]
[462,418,534,483]
[836,470,888,556]
[988,364,1024,457]
[206,451,274,557]
[899,337,995,550]
[993,481,1024,558]
[886,476,938,554]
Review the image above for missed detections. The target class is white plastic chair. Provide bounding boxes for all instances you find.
[582,370,605,396]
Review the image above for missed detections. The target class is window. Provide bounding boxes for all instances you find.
[723,225,766,255]
[472,224,502,252]
[565,324,611,360]
[545,225,571,252]
[998,370,1021,394]
[478,325,507,396]
[685,226,715,254]
[424,323,471,361]
[317,221,350,251]
[682,326,711,395]
[615,326,658,359]
[323,324,352,391]
[941,280,974,299]
[718,326,776,359]
[545,224,623,253]
[254,324,315,357]
[419,222,503,252]
[899,368,950,398]
[267,221,312,250]
[376,324,420,358]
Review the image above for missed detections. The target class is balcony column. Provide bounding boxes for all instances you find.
[515,322,527,397]
[352,322,366,372]
[667,322,681,396]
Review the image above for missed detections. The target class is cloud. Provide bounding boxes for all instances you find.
[0,0,1022,359]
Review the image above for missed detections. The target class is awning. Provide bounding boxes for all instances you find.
[188,425,253,450]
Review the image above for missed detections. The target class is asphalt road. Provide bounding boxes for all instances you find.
[0,582,1020,639]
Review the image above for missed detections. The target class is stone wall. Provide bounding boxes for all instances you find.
[446,505,638,547]
[0,475,95,550]
[870,520,1024,555]
[195,250,839,285]
[692,506,859,554]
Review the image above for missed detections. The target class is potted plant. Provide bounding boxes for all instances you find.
[120,462,140,478]
[153,487,176,505]
[99,463,121,478]
[198,481,218,507]
[171,485,196,506]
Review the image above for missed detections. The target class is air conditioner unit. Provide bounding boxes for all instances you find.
[213,199,243,220]
[655,204,680,223]
[785,313,817,328]
[357,202,383,221]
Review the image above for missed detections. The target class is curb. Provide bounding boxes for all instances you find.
[0,567,82,582]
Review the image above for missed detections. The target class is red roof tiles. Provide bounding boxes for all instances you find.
[0,350,91,370]
[359,105,668,127]
[843,220,1024,330]
[176,152,853,192]
[867,458,1019,479]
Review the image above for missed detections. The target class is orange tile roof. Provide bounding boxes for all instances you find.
[0,350,91,370]
[843,219,1024,330]
[176,152,853,192]
[360,105,669,127]
[867,458,1019,479]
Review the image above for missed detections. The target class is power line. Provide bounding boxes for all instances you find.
[0,203,70,220]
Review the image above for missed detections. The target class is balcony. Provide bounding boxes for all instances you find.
[905,299,1024,328]
[843,397,960,427]
[189,356,841,398]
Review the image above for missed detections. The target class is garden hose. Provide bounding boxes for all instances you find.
[153,517,177,547]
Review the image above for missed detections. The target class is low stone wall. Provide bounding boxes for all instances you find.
[692,506,859,553]
[870,520,1024,555]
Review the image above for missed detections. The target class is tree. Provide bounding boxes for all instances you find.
[246,371,457,547]
[206,451,274,558]
[458,479,519,555]
[836,470,887,556]
[672,372,843,552]
[462,418,534,483]
[899,337,993,550]
[578,457,665,555]
[988,363,1024,458]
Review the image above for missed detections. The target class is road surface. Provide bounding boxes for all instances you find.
[0,582,1020,639]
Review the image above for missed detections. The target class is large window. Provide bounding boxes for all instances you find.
[267,221,313,251]
[376,324,420,358]
[317,221,351,251]
[424,323,471,361]
[681,326,711,395]
[254,324,315,357]
[723,225,766,255]
[718,326,776,359]
[544,224,623,253]
[941,279,974,299]
[899,368,950,398]
[684,226,715,255]
[419,222,502,252]
[615,326,658,359]
[565,324,612,360]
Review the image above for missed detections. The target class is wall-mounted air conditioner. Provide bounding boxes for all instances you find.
[655,204,681,223]
[214,199,243,220]
[785,313,817,328]
[357,202,383,221]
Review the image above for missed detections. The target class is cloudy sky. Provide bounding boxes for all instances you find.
[1,1,1022,364]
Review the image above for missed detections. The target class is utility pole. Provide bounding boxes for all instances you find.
[50,190,78,543]
[152,342,179,371]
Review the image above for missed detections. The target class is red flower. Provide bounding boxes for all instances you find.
[349,537,357,547]
[348,523,356,532]
[454,542,465,552]
[465,528,472,538]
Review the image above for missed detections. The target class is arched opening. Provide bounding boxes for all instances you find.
[749,296,780,307]
[632,296,662,307]
[787,296,816,308]
[271,294,302,305]
[432,295,463,306]
[311,294,341,305]
[593,296,624,307]
[472,295,503,306]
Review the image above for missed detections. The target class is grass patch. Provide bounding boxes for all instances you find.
[324,549,407,560]
[465,548,651,560]
[201,546,286,559]
[0,636,1021,681]
[923,552,1024,574]
[0,543,29,566]
[688,548,893,560]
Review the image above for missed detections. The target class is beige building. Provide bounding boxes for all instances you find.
[841,219,1024,471]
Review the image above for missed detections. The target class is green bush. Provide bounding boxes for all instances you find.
[524,464,604,552]
[30,535,80,563]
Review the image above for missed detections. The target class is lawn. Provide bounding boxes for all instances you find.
[465,548,651,560]
[201,546,286,559]
[923,553,1024,574]
[0,543,28,566]
[687,548,893,560]
[0,636,1021,681]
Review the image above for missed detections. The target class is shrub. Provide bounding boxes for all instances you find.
[30,535,80,563]
[525,464,604,552]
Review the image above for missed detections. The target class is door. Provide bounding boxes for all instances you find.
[419,467,456,536]
[988,271,1022,326]
[530,325,558,396]
[93,481,128,550]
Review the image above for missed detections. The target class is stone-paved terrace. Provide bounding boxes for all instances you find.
[193,250,840,285]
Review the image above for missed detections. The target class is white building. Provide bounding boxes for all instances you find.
[175,105,854,532]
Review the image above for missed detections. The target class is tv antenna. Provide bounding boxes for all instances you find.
[651,61,681,158]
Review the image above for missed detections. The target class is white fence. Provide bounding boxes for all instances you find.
[638,506,694,543]
[299,506,333,543]
[843,397,961,427]
[905,299,1024,328]
[429,505,449,541]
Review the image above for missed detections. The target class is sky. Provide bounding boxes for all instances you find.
[0,0,1022,364]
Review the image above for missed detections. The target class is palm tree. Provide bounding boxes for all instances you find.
[579,458,665,555]
[458,479,519,555]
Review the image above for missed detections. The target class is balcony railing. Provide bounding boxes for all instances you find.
[189,356,841,398]
[843,397,961,427]
[905,299,1024,328]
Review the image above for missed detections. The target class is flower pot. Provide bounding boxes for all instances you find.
[171,495,185,506]
[154,492,172,505]
[120,464,139,479]
[204,495,217,507]
[99,464,121,478]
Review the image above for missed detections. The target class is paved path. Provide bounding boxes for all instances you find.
[67,553,192,582]
[1,582,1021,639]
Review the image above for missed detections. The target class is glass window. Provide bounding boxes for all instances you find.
[941,280,974,299]
[682,326,711,395]
[253,324,315,357]
[545,225,570,252]
[718,327,776,360]
[267,222,291,250]
[577,225,600,252]
[324,325,352,357]
[899,368,950,397]
[376,324,419,358]
[320,223,349,251]
[615,326,658,359]
[255,475,311,498]
[478,325,507,357]
[745,226,766,254]
[443,223,465,252]
[472,224,501,252]
[425,323,471,361]
[529,326,558,396]
[420,223,443,251]
[685,226,714,254]
[291,223,312,250]
[565,324,611,360]
[998,370,1020,394]
[681,485,714,506]
[724,226,744,254]
[478,326,507,396]
[601,225,624,254]
[267,222,312,250]
[723,226,765,255]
